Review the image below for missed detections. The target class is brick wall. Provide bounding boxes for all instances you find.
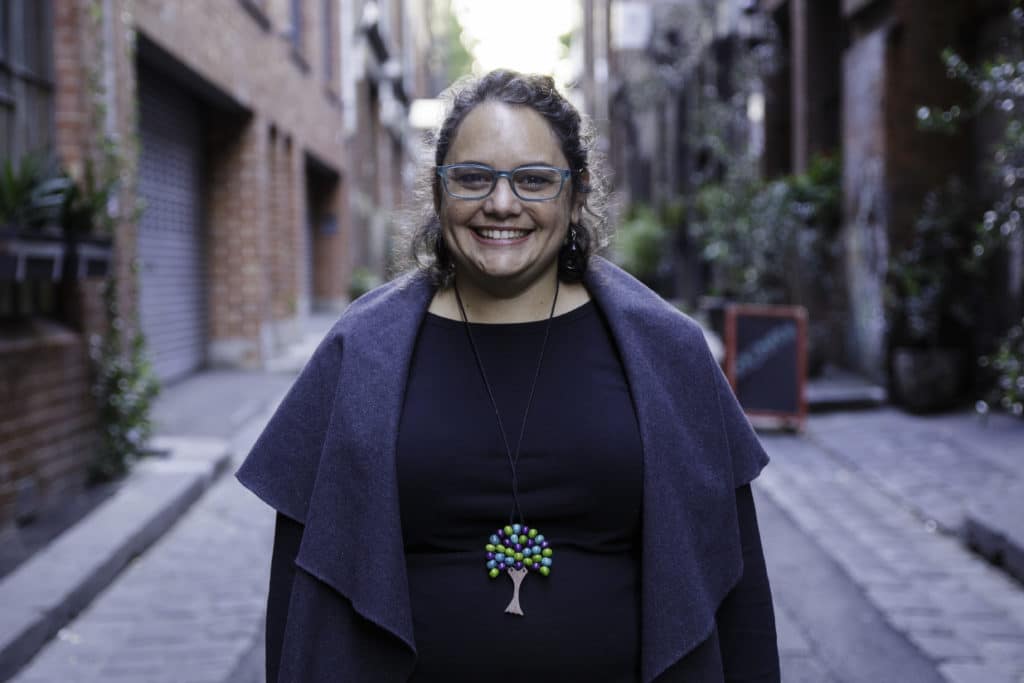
[133,0,352,363]
[0,322,98,526]
[0,0,117,530]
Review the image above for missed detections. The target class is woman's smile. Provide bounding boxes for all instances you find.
[470,226,534,244]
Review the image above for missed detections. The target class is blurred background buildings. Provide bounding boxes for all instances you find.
[1,0,1022,535]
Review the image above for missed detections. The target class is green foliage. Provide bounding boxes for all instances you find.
[62,158,117,238]
[0,154,60,229]
[445,6,474,83]
[916,2,1024,267]
[885,178,980,347]
[0,153,115,238]
[348,266,382,300]
[89,274,160,481]
[979,318,1024,419]
[690,154,841,306]
[613,204,669,286]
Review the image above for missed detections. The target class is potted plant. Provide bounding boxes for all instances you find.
[886,178,979,412]
[0,155,67,281]
[0,155,114,282]
[60,159,114,279]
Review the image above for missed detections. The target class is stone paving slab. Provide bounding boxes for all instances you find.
[758,429,1024,683]
[755,484,944,683]
[0,437,228,682]
[803,408,1024,583]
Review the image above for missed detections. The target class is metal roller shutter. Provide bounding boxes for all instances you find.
[137,70,206,384]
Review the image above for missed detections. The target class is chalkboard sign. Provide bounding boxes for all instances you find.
[724,304,807,430]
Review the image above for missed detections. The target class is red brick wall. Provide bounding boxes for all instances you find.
[0,0,116,530]
[0,323,98,525]
[133,0,352,361]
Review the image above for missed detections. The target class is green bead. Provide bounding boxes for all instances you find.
[514,552,523,561]
[542,548,553,557]
[539,566,550,576]
[528,528,538,538]
[485,544,495,552]
[504,525,514,536]
[489,568,500,579]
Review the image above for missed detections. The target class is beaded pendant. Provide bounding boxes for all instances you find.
[484,523,553,616]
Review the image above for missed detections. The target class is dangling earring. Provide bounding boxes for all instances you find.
[559,224,583,280]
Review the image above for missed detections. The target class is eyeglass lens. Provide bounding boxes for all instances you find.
[446,166,564,200]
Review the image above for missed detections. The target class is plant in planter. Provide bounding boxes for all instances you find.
[0,154,114,281]
[978,317,1024,419]
[59,158,115,278]
[691,155,841,374]
[614,203,670,292]
[0,155,68,281]
[886,178,980,412]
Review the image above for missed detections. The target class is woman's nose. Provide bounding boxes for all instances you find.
[484,177,522,216]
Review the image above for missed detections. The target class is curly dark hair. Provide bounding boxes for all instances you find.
[400,69,609,287]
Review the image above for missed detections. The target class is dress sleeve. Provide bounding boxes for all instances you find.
[716,485,780,682]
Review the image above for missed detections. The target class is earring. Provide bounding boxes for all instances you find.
[559,224,583,279]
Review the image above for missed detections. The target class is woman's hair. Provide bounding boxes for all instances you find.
[399,69,609,286]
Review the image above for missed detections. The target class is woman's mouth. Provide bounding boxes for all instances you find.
[472,227,532,243]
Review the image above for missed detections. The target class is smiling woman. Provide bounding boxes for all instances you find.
[238,70,780,683]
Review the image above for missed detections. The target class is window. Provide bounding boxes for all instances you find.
[0,0,54,162]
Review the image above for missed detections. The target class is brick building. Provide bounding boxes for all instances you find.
[1,0,437,530]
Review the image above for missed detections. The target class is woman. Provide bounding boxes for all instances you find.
[238,70,779,682]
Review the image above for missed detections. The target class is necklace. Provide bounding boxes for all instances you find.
[454,278,559,617]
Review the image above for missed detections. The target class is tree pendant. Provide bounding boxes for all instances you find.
[484,524,554,617]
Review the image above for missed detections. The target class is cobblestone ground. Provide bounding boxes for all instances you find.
[10,417,273,683]
[758,430,1024,683]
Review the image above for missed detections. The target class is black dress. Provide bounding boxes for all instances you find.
[264,301,778,682]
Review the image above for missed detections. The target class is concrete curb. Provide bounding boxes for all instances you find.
[963,489,1024,585]
[0,436,230,682]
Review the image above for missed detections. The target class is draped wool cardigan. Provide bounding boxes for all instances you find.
[236,256,771,682]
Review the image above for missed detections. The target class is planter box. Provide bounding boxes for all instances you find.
[68,237,113,279]
[890,346,966,413]
[0,227,112,281]
[0,228,66,282]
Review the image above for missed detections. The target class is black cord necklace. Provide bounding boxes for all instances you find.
[454,277,559,617]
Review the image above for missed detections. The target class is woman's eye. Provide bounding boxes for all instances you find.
[453,172,492,187]
[518,174,554,188]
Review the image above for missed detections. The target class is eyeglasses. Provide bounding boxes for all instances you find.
[436,163,573,202]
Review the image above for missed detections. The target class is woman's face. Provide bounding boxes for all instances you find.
[438,101,580,296]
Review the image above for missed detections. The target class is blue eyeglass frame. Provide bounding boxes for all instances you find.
[436,163,574,202]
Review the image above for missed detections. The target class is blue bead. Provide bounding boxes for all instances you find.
[495,553,505,562]
[542,558,552,567]
[487,560,497,569]
[510,534,519,544]
[489,534,500,544]
[512,524,522,533]
[523,548,532,556]
[536,535,545,543]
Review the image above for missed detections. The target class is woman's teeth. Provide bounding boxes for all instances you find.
[476,228,528,240]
